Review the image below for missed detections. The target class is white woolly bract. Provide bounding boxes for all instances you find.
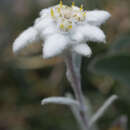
[86,10,111,26]
[13,27,39,53]
[43,34,69,58]
[12,3,110,58]
[72,24,106,43]
[40,25,58,39]
[34,17,54,33]
[73,44,92,57]
[40,8,51,17]
[41,97,79,107]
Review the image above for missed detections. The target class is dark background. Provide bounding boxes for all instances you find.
[0,0,130,130]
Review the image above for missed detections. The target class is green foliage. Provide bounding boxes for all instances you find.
[89,34,130,86]
[62,0,86,6]
[89,54,130,86]
[109,35,130,53]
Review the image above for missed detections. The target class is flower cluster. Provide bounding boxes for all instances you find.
[13,1,110,58]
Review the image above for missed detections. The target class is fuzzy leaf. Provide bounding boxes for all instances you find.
[41,97,79,107]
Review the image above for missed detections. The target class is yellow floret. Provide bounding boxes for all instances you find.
[68,25,72,29]
[82,11,86,17]
[80,4,83,11]
[60,0,63,8]
[72,1,75,7]
[51,8,54,17]
[57,7,61,13]
[60,24,64,29]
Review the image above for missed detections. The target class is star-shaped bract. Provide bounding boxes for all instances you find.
[13,2,111,58]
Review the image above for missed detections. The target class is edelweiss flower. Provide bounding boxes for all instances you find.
[13,1,111,58]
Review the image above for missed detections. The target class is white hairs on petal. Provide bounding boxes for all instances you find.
[72,24,106,43]
[86,10,111,26]
[43,34,69,58]
[72,43,92,57]
[34,17,54,32]
[40,8,51,17]
[40,25,58,38]
[13,27,39,53]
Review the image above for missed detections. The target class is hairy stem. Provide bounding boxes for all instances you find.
[65,53,90,130]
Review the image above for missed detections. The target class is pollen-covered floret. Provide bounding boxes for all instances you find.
[13,0,111,58]
[48,1,87,32]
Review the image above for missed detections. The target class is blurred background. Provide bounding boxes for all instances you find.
[0,0,130,130]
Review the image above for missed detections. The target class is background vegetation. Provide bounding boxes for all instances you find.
[0,0,130,130]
